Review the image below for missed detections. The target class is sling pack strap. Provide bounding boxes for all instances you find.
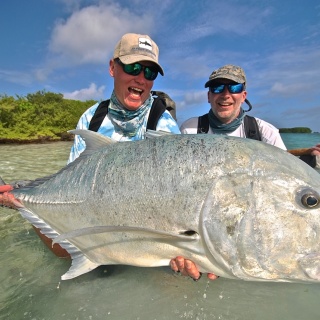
[197,113,262,141]
[197,113,209,134]
[88,91,176,132]
[88,100,110,132]
[243,115,262,141]
[151,90,177,121]
[146,96,169,130]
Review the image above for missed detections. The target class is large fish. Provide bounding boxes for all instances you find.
[1,130,320,283]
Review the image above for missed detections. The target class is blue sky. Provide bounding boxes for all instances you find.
[1,0,320,131]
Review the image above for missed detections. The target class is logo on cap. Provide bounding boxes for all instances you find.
[139,38,152,50]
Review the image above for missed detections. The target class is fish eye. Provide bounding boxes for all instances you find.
[301,193,319,208]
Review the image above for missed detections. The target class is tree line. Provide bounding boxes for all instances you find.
[279,127,312,133]
[0,90,96,143]
[0,90,313,143]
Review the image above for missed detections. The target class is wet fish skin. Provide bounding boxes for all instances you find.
[5,130,320,282]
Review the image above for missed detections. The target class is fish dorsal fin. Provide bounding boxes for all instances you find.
[68,129,116,157]
[11,130,117,191]
[145,129,175,139]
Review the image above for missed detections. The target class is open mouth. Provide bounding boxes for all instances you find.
[129,87,143,97]
[218,102,232,107]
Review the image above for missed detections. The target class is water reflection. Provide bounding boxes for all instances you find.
[0,142,71,182]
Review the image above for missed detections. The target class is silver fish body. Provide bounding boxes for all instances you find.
[10,130,320,282]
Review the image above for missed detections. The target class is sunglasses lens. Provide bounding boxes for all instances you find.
[210,84,225,93]
[123,63,142,76]
[210,83,244,94]
[120,60,158,81]
[229,83,244,93]
[144,67,158,81]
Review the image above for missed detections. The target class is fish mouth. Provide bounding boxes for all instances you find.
[298,253,320,281]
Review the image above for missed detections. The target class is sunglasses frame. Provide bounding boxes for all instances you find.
[116,59,158,81]
[209,83,245,94]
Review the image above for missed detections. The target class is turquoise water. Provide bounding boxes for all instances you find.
[0,134,319,320]
[281,132,320,150]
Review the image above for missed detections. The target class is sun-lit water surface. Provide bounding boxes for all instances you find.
[0,134,320,320]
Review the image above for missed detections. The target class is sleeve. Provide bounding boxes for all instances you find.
[256,119,287,150]
[179,117,199,134]
[67,103,99,164]
[155,111,181,134]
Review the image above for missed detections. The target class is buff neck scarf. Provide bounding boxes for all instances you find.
[108,91,153,137]
[208,108,246,134]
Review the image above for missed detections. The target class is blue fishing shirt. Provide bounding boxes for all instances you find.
[68,102,181,163]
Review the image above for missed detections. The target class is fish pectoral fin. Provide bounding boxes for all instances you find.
[53,226,199,244]
[62,253,100,280]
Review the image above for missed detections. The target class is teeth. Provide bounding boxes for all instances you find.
[130,87,142,93]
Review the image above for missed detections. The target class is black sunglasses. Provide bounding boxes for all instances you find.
[209,83,244,94]
[116,59,158,81]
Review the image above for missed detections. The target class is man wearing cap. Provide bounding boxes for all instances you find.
[171,64,320,281]
[68,33,180,163]
[180,64,286,149]
[2,33,180,259]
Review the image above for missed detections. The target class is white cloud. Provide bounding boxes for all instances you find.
[0,69,34,86]
[247,45,320,98]
[63,82,105,100]
[183,90,207,107]
[48,4,154,65]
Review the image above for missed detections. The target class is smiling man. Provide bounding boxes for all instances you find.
[174,64,320,281]
[180,64,286,148]
[68,33,180,163]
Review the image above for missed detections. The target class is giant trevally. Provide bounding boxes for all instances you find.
[1,129,320,282]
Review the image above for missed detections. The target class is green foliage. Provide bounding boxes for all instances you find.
[279,127,312,133]
[0,90,97,141]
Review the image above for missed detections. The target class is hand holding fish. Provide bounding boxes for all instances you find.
[310,144,320,156]
[170,257,219,281]
[0,184,21,209]
[0,184,14,193]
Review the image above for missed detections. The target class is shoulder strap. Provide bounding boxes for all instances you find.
[88,100,110,132]
[147,91,177,130]
[88,92,176,132]
[243,115,262,141]
[197,113,210,133]
[146,97,167,130]
[151,91,176,120]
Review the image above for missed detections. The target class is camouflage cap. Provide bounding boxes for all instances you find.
[204,64,246,88]
[113,33,164,75]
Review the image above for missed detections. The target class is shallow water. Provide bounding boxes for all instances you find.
[0,135,320,320]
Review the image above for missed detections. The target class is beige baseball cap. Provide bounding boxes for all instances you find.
[113,33,164,75]
[205,64,246,88]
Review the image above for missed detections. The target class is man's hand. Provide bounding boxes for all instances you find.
[0,184,14,193]
[0,188,22,209]
[310,144,320,156]
[170,256,219,281]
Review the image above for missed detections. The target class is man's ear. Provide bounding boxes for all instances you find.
[109,59,115,77]
[242,90,247,103]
